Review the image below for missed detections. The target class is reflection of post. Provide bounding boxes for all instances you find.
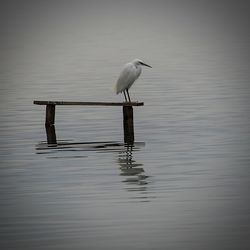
[45,104,57,144]
[123,106,134,144]
[118,145,148,188]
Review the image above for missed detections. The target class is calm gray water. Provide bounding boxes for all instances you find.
[1,1,250,249]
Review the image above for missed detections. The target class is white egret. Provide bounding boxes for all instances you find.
[115,59,152,102]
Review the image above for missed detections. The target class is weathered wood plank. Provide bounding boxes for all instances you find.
[34,100,144,106]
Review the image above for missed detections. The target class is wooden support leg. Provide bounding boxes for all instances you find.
[45,104,57,144]
[123,106,134,144]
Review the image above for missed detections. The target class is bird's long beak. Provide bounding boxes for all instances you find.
[141,62,152,68]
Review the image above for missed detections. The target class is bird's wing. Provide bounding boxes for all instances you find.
[115,63,139,94]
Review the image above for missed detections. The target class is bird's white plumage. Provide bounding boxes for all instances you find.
[114,59,151,102]
[115,62,141,94]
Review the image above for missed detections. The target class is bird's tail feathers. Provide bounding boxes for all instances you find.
[113,83,119,94]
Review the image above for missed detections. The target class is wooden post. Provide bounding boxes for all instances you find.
[45,104,57,144]
[123,106,134,144]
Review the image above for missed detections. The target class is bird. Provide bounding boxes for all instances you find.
[114,59,152,102]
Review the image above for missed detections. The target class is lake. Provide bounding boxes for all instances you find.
[0,1,249,249]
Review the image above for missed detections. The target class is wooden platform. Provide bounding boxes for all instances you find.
[34,101,144,106]
[34,100,144,145]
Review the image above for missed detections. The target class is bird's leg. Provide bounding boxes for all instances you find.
[123,91,128,102]
[126,89,131,102]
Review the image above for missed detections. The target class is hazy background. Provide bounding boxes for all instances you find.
[1,0,250,249]
[1,0,249,101]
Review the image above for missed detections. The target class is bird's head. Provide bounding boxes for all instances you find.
[133,59,152,68]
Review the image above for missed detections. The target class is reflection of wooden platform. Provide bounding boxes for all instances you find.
[33,100,144,145]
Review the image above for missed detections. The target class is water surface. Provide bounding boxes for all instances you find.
[1,1,250,249]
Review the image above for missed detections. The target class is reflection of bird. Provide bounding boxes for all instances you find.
[115,59,152,102]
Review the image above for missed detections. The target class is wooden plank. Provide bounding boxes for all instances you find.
[123,106,134,144]
[34,100,144,106]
